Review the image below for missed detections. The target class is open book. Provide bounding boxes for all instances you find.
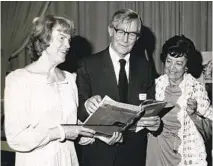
[83,95,167,136]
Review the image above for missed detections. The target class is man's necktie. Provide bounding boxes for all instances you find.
[118,59,128,103]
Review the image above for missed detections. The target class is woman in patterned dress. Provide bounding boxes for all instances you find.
[146,35,212,166]
[4,15,96,166]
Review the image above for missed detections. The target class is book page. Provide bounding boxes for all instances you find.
[83,96,142,135]
[99,95,141,112]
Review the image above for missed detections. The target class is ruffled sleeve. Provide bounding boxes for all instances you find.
[192,81,212,121]
[4,69,50,152]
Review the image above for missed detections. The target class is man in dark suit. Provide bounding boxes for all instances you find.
[76,9,160,166]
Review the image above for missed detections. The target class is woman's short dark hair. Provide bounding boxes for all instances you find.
[26,15,75,61]
[160,35,196,63]
[160,35,203,78]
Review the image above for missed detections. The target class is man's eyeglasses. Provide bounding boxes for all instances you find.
[113,27,139,40]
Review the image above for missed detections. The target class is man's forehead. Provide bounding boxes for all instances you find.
[116,20,138,30]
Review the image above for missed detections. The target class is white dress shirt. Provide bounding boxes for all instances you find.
[84,45,130,114]
[109,44,130,84]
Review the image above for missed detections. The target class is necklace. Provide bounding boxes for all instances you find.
[25,68,49,75]
[169,82,179,88]
[169,77,184,88]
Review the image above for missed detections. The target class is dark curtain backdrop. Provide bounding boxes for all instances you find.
[1,1,212,98]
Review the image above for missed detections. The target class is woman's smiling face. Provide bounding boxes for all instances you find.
[164,54,188,83]
[46,24,71,64]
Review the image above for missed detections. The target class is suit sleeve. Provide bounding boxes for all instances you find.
[192,82,212,120]
[146,61,156,100]
[76,60,91,122]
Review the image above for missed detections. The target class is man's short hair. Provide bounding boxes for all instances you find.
[109,9,142,33]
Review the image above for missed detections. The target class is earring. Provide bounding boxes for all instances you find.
[185,67,188,73]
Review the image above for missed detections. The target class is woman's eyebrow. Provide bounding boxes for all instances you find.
[60,33,70,38]
[60,32,71,38]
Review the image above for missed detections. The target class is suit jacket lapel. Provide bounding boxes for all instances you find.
[101,49,142,104]
[128,54,140,104]
[102,49,119,100]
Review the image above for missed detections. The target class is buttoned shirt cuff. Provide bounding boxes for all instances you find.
[135,126,145,133]
[135,121,145,132]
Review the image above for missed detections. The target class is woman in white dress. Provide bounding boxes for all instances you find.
[4,15,96,166]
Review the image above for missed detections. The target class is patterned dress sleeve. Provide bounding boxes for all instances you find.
[192,82,212,121]
[4,70,50,152]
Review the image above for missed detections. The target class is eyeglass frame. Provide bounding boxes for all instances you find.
[113,27,140,40]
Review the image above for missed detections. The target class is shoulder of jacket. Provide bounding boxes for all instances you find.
[82,48,108,64]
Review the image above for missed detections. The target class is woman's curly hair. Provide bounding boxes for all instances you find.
[160,35,203,78]
[26,15,75,61]
[160,35,196,63]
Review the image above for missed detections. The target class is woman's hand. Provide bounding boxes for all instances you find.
[63,125,96,140]
[95,132,123,145]
[186,98,197,115]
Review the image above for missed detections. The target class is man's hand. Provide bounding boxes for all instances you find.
[79,137,95,145]
[85,95,102,114]
[95,132,123,145]
[136,116,161,131]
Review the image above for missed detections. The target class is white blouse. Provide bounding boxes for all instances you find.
[4,68,79,166]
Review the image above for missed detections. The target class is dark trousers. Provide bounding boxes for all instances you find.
[77,130,148,166]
